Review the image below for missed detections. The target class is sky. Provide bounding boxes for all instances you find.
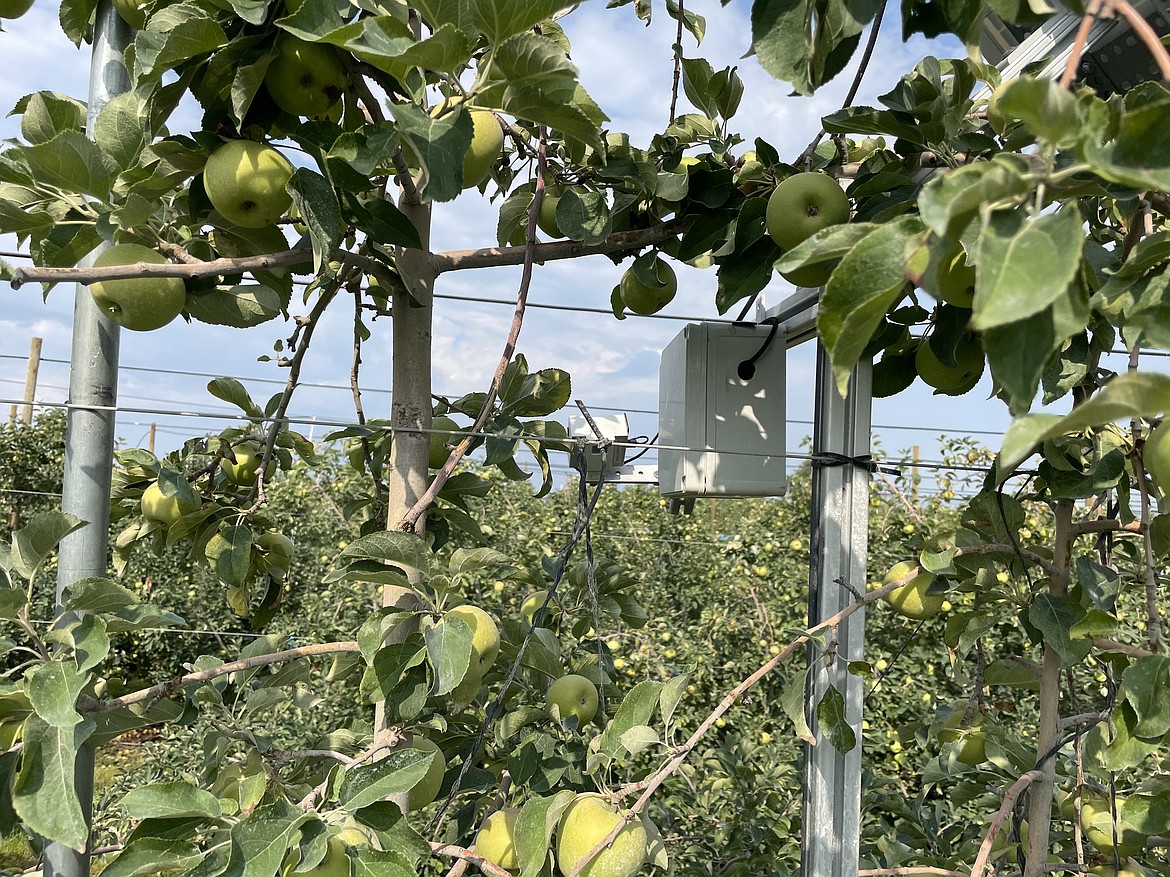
[0,1,1119,501]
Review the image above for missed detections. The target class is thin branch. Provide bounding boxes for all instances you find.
[668,0,685,126]
[1070,518,1142,536]
[398,130,551,531]
[10,249,314,288]
[95,640,359,712]
[954,543,1060,578]
[430,842,512,877]
[1060,0,1102,89]
[1092,637,1152,658]
[971,770,1044,877]
[859,870,967,877]
[575,574,909,877]
[427,220,686,274]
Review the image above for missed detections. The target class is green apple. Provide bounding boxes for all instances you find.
[463,109,504,189]
[475,807,519,871]
[89,243,187,332]
[537,188,564,238]
[141,480,200,525]
[220,441,276,487]
[1089,859,1147,877]
[556,794,647,877]
[408,736,446,811]
[765,172,850,252]
[257,530,295,577]
[1081,797,1146,858]
[111,0,146,27]
[429,416,460,469]
[203,140,294,229]
[619,257,677,316]
[547,674,599,726]
[1143,422,1170,498]
[520,590,551,625]
[938,711,987,765]
[442,604,500,675]
[914,335,983,394]
[299,835,350,877]
[0,0,34,17]
[931,250,976,308]
[264,36,346,118]
[881,561,944,620]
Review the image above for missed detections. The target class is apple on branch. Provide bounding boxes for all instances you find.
[203,140,294,229]
[89,243,187,332]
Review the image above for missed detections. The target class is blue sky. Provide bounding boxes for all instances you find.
[0,2,1084,497]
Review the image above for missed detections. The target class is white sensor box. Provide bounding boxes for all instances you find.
[658,322,786,498]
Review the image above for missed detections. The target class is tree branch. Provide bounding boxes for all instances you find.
[10,249,314,288]
[429,842,512,877]
[427,220,686,274]
[95,640,359,712]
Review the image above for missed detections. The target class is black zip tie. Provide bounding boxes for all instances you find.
[736,317,780,381]
[811,451,901,477]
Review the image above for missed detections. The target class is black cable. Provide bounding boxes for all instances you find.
[736,318,780,381]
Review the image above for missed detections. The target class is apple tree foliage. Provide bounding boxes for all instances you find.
[1,0,1170,874]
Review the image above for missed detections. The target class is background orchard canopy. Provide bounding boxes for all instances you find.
[3,1,1170,877]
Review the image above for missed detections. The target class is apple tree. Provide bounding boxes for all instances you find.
[2,0,1170,875]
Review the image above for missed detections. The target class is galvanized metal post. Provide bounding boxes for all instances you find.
[801,342,872,877]
[48,3,131,875]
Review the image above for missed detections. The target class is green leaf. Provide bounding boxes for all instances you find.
[448,547,510,574]
[556,189,612,246]
[27,661,87,729]
[1027,594,1090,665]
[751,0,880,95]
[515,790,575,877]
[13,714,94,850]
[658,673,690,731]
[1084,82,1170,191]
[469,0,576,45]
[1122,655,1170,739]
[500,368,571,418]
[819,216,925,395]
[56,614,110,674]
[997,76,1080,145]
[288,168,343,276]
[96,837,202,877]
[917,153,1031,238]
[19,92,87,145]
[492,31,576,86]
[62,577,139,613]
[1085,703,1158,771]
[997,372,1170,474]
[715,235,779,314]
[133,4,228,80]
[19,131,118,199]
[619,724,659,756]
[221,801,302,877]
[121,782,223,820]
[973,208,1084,331]
[11,512,85,581]
[339,748,435,812]
[206,378,262,418]
[205,524,253,589]
[501,82,607,150]
[596,680,663,757]
[353,848,416,877]
[187,285,283,328]
[424,615,473,696]
[333,531,433,579]
[774,221,879,277]
[815,684,856,753]
[389,102,471,203]
[94,92,148,170]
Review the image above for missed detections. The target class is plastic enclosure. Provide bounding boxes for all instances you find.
[567,413,629,481]
[658,322,786,499]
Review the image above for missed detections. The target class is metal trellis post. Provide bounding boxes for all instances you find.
[47,3,130,875]
[801,343,872,877]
